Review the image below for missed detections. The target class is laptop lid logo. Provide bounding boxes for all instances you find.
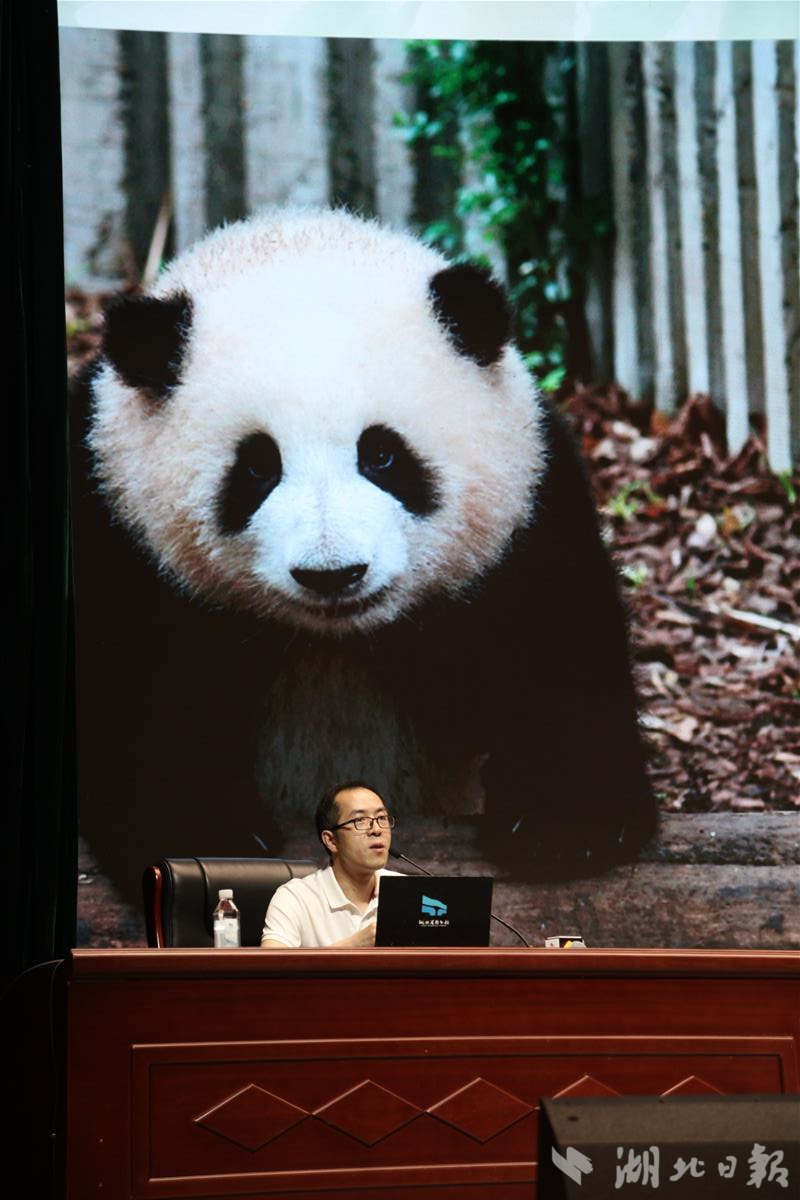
[419,895,449,928]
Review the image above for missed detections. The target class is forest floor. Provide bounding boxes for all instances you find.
[561,384,799,814]
[67,290,800,814]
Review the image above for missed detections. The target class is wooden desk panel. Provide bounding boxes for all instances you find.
[64,949,800,1200]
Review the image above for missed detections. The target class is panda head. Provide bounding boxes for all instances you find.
[88,210,545,634]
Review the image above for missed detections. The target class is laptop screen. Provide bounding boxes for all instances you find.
[375,875,493,947]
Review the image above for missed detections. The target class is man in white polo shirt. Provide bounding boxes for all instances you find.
[260,780,400,948]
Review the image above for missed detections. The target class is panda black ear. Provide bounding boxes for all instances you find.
[101,293,193,398]
[429,263,512,367]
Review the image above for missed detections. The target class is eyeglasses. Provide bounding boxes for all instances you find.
[332,814,396,833]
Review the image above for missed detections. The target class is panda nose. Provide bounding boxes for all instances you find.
[290,564,368,596]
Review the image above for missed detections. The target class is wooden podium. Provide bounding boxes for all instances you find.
[62,948,799,1199]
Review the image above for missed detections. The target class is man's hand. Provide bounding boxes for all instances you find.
[332,922,376,948]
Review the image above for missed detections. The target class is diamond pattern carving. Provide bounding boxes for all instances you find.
[195,1084,308,1151]
[314,1080,421,1146]
[554,1074,621,1099]
[662,1075,723,1096]
[428,1077,533,1142]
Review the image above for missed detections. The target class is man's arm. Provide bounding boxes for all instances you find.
[260,885,302,948]
[260,883,377,948]
[261,923,376,949]
[332,923,376,948]
[260,879,377,948]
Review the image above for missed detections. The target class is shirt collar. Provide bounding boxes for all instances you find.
[320,864,382,912]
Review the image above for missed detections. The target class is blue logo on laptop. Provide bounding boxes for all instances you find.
[421,895,448,918]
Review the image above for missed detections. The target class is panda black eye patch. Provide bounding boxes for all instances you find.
[218,432,282,533]
[357,424,440,516]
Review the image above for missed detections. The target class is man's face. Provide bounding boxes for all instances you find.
[329,786,392,874]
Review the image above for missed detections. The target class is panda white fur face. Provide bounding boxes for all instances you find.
[88,210,546,634]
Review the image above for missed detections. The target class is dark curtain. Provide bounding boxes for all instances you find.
[4,0,76,989]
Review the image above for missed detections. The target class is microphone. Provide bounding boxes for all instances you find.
[388,847,531,948]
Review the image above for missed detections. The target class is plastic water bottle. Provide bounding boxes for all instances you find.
[213,888,240,947]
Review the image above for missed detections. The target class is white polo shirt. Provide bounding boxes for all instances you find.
[261,865,401,948]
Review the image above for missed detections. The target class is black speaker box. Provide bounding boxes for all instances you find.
[537,1095,800,1198]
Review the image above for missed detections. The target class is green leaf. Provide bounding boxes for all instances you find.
[776,470,797,505]
[539,366,566,393]
[396,38,594,368]
[622,564,650,589]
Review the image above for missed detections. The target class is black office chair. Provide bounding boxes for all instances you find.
[143,856,317,947]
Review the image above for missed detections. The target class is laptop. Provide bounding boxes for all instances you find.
[375,875,493,947]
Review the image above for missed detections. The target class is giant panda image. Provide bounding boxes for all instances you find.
[72,209,656,902]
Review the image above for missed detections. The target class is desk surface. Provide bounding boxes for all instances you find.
[66,945,800,978]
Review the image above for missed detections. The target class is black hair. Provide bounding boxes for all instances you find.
[315,779,386,848]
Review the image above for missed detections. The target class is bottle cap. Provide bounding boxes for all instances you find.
[218,888,233,900]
